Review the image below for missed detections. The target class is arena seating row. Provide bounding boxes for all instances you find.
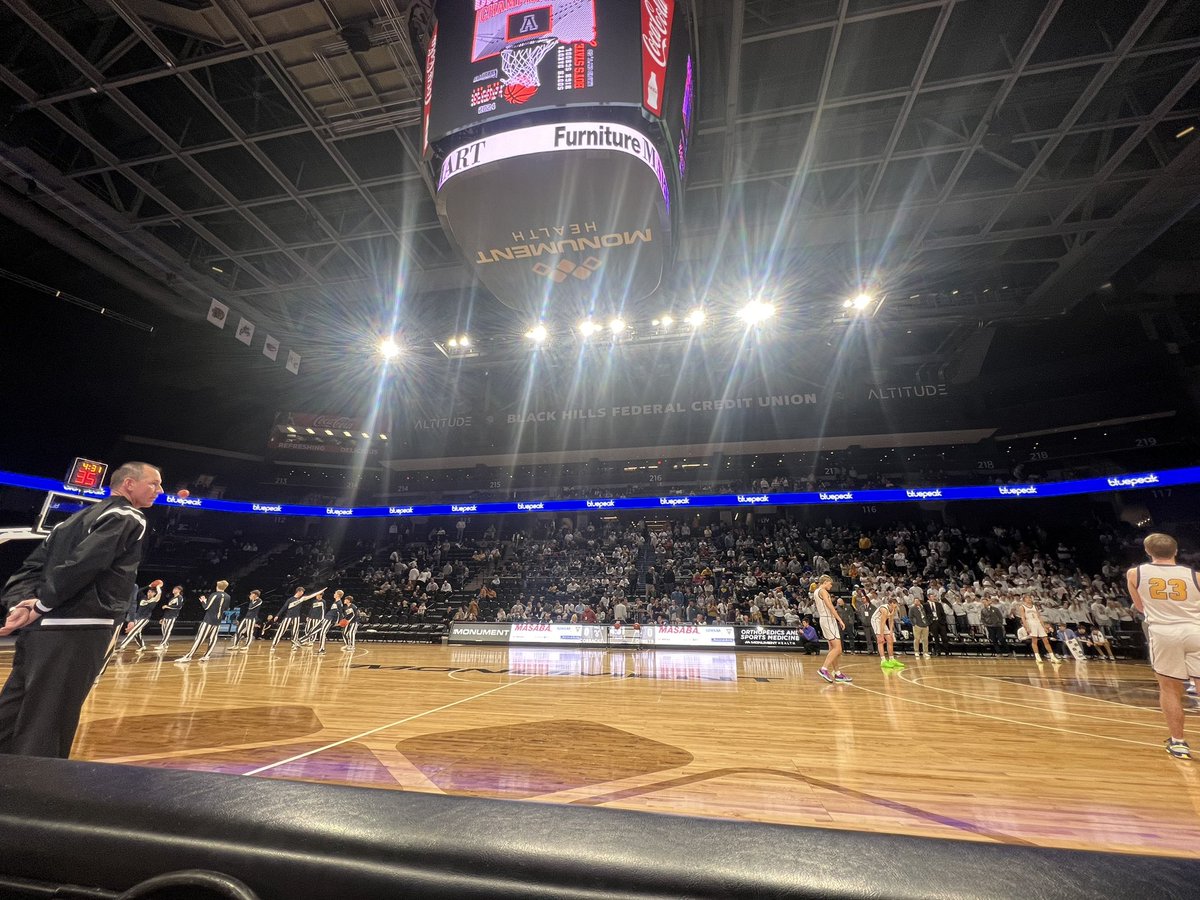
[0,756,1195,899]
[359,621,446,643]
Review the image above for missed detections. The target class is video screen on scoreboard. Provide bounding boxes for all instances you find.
[426,0,642,146]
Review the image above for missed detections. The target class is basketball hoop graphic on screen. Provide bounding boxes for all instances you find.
[473,0,597,105]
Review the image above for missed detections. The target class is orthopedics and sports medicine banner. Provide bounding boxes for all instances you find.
[0,466,1189,519]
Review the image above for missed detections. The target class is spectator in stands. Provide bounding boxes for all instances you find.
[909,592,930,659]
[981,598,1006,656]
[1090,626,1116,661]
[798,618,819,654]
[924,592,949,656]
[966,594,984,636]
[853,591,875,649]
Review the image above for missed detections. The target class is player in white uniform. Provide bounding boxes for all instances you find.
[814,575,851,684]
[871,597,904,670]
[1127,532,1200,759]
[1018,595,1059,664]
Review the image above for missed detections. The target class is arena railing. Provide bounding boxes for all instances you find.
[0,465,1188,519]
[0,756,1196,900]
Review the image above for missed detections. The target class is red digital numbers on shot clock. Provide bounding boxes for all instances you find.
[65,458,108,491]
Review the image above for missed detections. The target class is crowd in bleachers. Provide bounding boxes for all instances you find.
[446,515,1147,656]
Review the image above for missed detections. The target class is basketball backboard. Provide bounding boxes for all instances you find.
[0,492,100,545]
[37,491,101,534]
[472,0,597,62]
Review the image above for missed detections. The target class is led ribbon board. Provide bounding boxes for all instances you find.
[0,468,1190,519]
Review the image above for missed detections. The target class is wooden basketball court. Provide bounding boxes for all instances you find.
[6,640,1198,859]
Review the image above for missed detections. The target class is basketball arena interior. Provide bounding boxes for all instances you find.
[2,0,1200,897]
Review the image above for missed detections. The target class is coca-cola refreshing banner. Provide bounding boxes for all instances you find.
[267,412,380,458]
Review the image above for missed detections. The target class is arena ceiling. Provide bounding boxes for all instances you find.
[1,0,1199,366]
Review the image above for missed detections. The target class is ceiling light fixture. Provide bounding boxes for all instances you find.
[737,300,775,325]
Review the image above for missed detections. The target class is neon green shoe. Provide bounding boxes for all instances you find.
[889,659,905,669]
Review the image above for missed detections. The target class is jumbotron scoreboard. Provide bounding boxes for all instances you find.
[423,0,697,313]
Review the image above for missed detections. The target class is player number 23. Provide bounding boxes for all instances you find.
[1148,578,1189,602]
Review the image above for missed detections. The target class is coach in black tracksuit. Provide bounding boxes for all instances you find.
[0,462,162,758]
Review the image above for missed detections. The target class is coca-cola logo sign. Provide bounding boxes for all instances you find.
[640,0,675,117]
[422,23,437,153]
[313,415,357,430]
[424,26,437,107]
[642,0,671,66]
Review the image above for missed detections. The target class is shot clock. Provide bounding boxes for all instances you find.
[65,457,108,492]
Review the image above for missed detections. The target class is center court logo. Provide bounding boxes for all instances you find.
[818,492,853,502]
[998,486,1038,496]
[1107,474,1158,488]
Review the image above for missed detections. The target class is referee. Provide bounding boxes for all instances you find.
[0,462,162,757]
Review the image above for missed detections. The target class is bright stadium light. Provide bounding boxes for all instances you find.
[579,319,598,337]
[852,293,874,311]
[686,308,706,327]
[448,337,459,348]
[609,317,626,335]
[459,334,471,348]
[660,314,674,328]
[737,301,775,325]
[379,337,400,359]
[525,323,548,343]
[361,432,370,439]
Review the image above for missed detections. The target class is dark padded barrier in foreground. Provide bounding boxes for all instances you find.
[0,756,1196,899]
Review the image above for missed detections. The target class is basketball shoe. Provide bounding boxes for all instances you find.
[1166,738,1191,759]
